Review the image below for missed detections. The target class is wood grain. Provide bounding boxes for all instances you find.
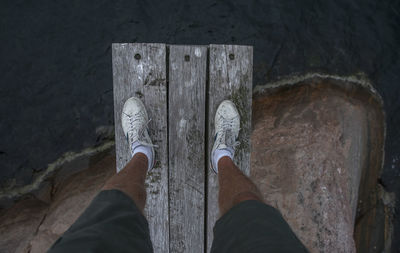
[206,44,253,252]
[168,45,207,253]
[112,43,169,253]
[113,43,252,252]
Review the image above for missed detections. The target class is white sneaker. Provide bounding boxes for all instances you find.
[121,97,155,171]
[211,100,240,173]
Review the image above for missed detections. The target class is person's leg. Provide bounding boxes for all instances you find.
[210,100,308,253]
[102,152,148,212]
[48,97,155,253]
[217,156,263,216]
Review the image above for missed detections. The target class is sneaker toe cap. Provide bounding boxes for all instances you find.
[216,100,240,121]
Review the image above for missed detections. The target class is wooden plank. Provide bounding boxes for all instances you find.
[168,45,207,253]
[112,43,169,253]
[206,44,253,252]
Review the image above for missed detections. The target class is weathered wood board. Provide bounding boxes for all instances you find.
[113,43,252,252]
[206,44,253,252]
[168,45,207,253]
[112,43,169,253]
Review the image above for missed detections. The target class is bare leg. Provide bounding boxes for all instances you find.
[218,156,263,216]
[102,153,148,212]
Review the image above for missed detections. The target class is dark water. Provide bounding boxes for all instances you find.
[1,0,399,251]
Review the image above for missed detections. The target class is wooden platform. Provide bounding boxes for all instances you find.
[112,43,252,253]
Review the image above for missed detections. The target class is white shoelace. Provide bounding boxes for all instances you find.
[123,112,158,148]
[216,116,240,150]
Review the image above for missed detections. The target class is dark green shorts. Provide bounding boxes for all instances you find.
[48,190,307,253]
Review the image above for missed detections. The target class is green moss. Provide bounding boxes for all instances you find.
[153,160,161,170]
[150,189,160,195]
[148,170,161,183]
[229,85,251,152]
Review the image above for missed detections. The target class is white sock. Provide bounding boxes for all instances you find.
[212,148,234,173]
[132,141,153,171]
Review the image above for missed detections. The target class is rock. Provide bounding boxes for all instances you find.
[0,149,115,253]
[0,198,47,253]
[251,77,387,252]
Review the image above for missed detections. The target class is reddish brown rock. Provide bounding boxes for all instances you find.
[0,198,47,253]
[0,150,115,253]
[251,78,386,252]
